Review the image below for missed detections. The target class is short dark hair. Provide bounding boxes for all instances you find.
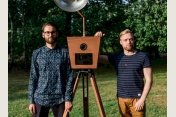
[42,22,59,32]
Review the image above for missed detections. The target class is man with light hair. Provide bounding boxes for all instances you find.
[95,29,153,117]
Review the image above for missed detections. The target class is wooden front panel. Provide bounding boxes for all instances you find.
[67,36,100,69]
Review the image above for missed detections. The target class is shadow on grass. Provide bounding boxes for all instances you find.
[8,69,29,101]
[8,82,29,101]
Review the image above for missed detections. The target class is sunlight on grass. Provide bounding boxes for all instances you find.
[8,57,167,117]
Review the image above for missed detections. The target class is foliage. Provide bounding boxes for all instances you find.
[80,1,127,53]
[124,0,167,53]
[8,0,167,69]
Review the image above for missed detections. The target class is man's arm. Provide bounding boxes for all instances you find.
[141,66,153,100]
[64,51,75,112]
[135,66,153,111]
[28,51,39,114]
[98,55,110,64]
[94,31,110,64]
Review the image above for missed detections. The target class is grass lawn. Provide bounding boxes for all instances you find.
[8,57,167,117]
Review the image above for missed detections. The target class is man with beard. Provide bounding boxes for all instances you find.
[28,22,75,117]
[95,29,153,117]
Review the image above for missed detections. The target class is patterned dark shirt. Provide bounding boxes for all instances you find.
[28,45,75,107]
[108,51,151,98]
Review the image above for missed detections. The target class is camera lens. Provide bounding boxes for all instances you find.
[80,43,87,51]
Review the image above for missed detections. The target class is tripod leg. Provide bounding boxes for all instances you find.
[72,74,80,97]
[90,75,106,117]
[63,72,80,117]
[83,73,89,117]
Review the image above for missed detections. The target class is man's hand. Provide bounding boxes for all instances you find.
[94,31,105,37]
[134,99,145,111]
[29,104,36,114]
[65,102,73,112]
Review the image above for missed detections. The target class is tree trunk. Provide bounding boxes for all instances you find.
[65,12,71,36]
[154,46,160,58]
[22,15,28,72]
[8,11,14,71]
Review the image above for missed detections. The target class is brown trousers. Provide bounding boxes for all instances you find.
[117,98,146,117]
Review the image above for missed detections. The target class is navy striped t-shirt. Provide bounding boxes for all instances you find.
[108,51,151,98]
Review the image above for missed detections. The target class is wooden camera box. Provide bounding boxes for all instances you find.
[67,36,100,69]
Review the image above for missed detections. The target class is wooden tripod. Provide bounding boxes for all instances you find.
[63,69,106,117]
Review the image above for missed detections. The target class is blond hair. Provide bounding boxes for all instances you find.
[119,29,134,39]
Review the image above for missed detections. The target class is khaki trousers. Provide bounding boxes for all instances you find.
[117,98,146,117]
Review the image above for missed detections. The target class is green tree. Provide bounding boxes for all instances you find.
[124,0,167,58]
[8,0,167,70]
[8,0,58,70]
